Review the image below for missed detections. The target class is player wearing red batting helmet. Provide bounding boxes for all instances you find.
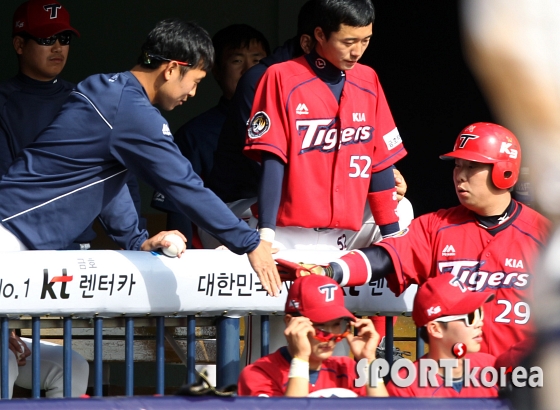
[308,123,550,357]
[440,122,521,190]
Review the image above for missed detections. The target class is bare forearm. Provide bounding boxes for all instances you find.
[284,377,309,397]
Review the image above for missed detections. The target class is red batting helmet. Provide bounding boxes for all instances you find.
[440,122,521,189]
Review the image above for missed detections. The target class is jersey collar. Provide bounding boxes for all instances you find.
[474,200,521,235]
[305,48,345,84]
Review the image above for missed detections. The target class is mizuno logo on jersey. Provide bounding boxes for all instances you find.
[153,192,165,203]
[442,244,456,256]
[438,260,530,291]
[296,119,373,153]
[162,124,172,136]
[296,103,309,115]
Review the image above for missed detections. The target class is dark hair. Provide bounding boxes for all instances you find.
[315,0,375,39]
[297,0,320,39]
[138,18,214,76]
[290,0,320,58]
[212,24,270,68]
[419,322,448,344]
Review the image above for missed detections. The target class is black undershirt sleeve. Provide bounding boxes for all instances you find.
[257,152,285,230]
[329,245,396,284]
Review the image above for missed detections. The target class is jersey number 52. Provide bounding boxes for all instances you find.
[349,155,371,178]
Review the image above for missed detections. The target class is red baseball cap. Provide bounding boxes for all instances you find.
[412,273,495,328]
[285,275,356,323]
[13,0,80,38]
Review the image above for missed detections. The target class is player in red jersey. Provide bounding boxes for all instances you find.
[386,273,499,398]
[311,122,551,357]
[242,0,410,363]
[244,0,408,252]
[237,275,387,397]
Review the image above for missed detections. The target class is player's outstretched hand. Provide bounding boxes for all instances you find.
[140,230,187,258]
[394,168,407,202]
[346,318,379,363]
[248,240,282,296]
[284,316,314,361]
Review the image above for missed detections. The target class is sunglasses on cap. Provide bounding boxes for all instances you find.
[21,31,72,46]
[433,307,484,327]
[312,318,351,343]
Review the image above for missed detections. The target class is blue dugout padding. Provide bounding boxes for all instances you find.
[0,396,514,409]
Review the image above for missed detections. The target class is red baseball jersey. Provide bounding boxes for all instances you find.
[377,201,550,357]
[387,353,499,398]
[244,56,406,231]
[237,347,366,397]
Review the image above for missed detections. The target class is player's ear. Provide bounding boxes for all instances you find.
[284,314,293,326]
[13,36,25,55]
[426,321,444,340]
[162,61,179,81]
[300,34,314,55]
[314,27,326,45]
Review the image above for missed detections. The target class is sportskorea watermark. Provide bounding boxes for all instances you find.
[355,358,543,388]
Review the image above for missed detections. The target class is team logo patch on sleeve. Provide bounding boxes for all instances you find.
[248,111,271,139]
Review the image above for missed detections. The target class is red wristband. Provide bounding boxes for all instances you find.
[367,189,399,226]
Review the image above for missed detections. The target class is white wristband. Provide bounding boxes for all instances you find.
[288,357,309,380]
[259,228,276,243]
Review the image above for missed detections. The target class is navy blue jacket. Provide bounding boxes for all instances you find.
[0,71,259,253]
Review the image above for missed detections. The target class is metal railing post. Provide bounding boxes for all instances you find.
[125,317,134,396]
[186,315,196,385]
[385,316,394,368]
[216,316,239,388]
[156,316,165,395]
[31,317,41,398]
[260,315,269,357]
[416,326,425,360]
[1,318,9,399]
[94,317,103,396]
[63,317,72,397]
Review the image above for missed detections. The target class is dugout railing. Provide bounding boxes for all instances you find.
[0,248,420,399]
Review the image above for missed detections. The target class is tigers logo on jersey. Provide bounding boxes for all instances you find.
[248,111,271,139]
[297,119,373,153]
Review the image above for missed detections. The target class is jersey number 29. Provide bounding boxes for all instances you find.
[495,300,530,325]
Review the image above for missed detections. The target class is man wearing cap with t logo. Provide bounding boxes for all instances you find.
[237,275,387,397]
[0,0,147,251]
[0,0,93,398]
[386,273,499,397]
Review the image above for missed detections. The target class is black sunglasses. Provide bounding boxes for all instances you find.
[143,52,193,67]
[21,31,72,46]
